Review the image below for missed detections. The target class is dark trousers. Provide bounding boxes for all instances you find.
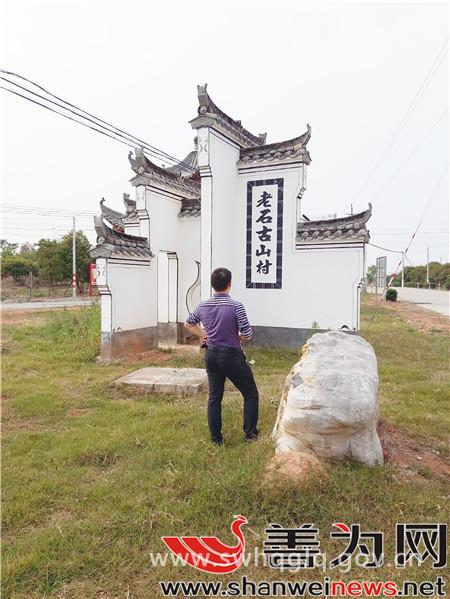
[204,346,259,441]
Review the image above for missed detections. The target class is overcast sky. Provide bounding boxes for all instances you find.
[1,0,448,272]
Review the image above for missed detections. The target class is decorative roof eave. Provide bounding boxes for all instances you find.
[178,197,201,218]
[90,215,153,260]
[190,84,266,149]
[296,204,372,244]
[165,146,199,178]
[100,198,125,228]
[238,125,312,166]
[129,148,200,198]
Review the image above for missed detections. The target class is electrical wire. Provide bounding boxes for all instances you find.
[1,72,196,171]
[1,76,193,171]
[354,37,449,202]
[368,106,449,205]
[0,85,136,152]
[0,70,195,170]
[384,164,449,290]
[368,242,403,254]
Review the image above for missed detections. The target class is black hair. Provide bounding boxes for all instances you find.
[211,267,232,292]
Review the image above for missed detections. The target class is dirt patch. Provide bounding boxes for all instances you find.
[365,294,450,334]
[67,408,91,417]
[378,420,450,484]
[264,451,329,487]
[120,349,173,363]
[119,345,200,363]
[1,310,48,327]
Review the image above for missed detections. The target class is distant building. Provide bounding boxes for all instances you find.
[91,85,371,360]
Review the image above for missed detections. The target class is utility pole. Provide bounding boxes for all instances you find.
[28,269,33,301]
[426,246,430,288]
[401,252,405,287]
[72,217,77,298]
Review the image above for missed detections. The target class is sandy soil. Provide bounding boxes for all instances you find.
[365,293,450,334]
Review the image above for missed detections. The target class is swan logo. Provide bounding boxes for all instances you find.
[161,515,248,574]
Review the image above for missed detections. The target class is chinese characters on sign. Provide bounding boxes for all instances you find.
[246,179,283,289]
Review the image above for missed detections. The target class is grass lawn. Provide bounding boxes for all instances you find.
[2,296,449,598]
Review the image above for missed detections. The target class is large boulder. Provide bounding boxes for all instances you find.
[272,330,383,467]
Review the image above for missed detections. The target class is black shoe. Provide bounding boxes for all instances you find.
[212,437,224,446]
[245,432,259,442]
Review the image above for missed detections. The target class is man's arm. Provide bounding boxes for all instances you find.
[184,307,206,341]
[185,323,206,339]
[236,303,252,343]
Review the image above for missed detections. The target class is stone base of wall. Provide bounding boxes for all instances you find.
[101,327,158,360]
[176,322,199,345]
[249,326,325,348]
[157,322,178,345]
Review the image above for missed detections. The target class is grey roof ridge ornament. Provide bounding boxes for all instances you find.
[123,192,136,214]
[193,83,266,148]
[99,198,127,229]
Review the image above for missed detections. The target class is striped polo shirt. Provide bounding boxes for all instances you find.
[186,293,252,348]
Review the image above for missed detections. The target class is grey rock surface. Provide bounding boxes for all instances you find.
[272,330,383,466]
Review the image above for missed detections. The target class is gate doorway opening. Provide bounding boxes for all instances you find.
[157,251,178,344]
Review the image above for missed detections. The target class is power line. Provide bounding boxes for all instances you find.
[368,106,448,204]
[0,76,184,169]
[1,70,195,170]
[368,242,403,253]
[384,164,449,289]
[0,71,196,171]
[354,37,449,203]
[1,204,98,216]
[372,231,448,235]
[0,85,137,152]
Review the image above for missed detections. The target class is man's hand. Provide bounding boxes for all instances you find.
[239,333,251,344]
[185,323,206,340]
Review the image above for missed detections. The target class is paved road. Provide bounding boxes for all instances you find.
[369,287,449,317]
[395,287,449,317]
[1,298,97,311]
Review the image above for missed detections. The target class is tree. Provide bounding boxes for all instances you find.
[1,255,37,281]
[366,265,377,285]
[58,230,92,284]
[35,239,64,290]
[19,242,36,256]
[0,240,18,256]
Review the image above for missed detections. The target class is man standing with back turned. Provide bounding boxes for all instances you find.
[185,268,259,445]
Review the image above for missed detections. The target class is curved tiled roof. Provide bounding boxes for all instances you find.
[297,204,372,244]
[166,147,198,178]
[100,198,124,227]
[192,84,266,148]
[239,125,312,165]
[128,148,200,198]
[90,215,152,259]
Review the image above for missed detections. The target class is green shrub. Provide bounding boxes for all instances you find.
[385,288,397,302]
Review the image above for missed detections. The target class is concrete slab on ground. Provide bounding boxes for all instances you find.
[114,367,207,395]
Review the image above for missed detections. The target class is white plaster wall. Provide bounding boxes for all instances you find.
[108,261,157,331]
[123,223,140,236]
[200,132,365,330]
[237,167,363,330]
[145,186,200,324]
[208,131,240,276]
[236,167,363,330]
